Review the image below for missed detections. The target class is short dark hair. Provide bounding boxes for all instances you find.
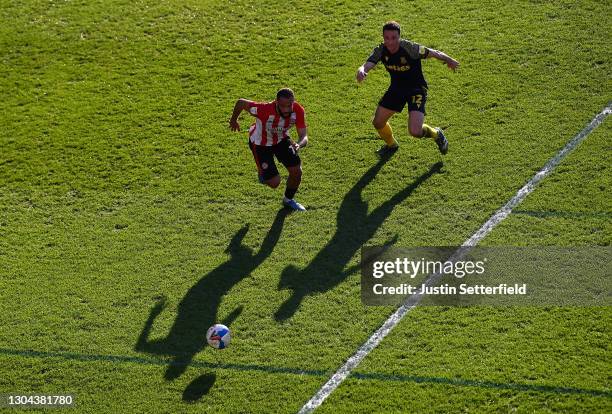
[276,88,295,100]
[382,21,401,35]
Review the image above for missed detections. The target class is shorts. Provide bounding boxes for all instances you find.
[379,85,427,114]
[248,139,301,182]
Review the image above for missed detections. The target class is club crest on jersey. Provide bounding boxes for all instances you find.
[400,57,407,64]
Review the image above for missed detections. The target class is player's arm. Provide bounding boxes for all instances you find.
[229,98,254,131]
[356,61,377,83]
[357,44,382,83]
[290,127,308,153]
[425,48,460,71]
[297,127,308,148]
[290,105,308,152]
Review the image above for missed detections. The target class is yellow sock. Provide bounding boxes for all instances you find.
[422,124,439,139]
[376,123,398,147]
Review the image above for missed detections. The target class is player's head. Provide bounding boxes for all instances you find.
[276,88,295,117]
[382,21,401,52]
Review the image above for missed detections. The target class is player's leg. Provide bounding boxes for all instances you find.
[373,105,398,150]
[265,174,281,188]
[285,164,303,203]
[407,92,448,154]
[373,87,405,153]
[249,140,281,188]
[275,140,305,211]
[407,110,427,137]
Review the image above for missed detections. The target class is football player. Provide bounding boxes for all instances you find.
[356,21,459,156]
[229,88,308,211]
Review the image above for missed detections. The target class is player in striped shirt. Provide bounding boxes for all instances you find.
[229,88,309,211]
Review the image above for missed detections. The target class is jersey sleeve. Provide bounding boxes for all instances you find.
[247,101,267,119]
[294,103,306,129]
[366,44,384,64]
[400,39,429,60]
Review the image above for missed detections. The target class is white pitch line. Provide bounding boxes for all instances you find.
[298,104,611,414]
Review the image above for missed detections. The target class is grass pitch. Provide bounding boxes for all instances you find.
[1,0,610,412]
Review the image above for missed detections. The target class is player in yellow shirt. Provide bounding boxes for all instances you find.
[356,21,459,156]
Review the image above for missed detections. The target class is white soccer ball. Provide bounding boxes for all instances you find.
[206,324,231,349]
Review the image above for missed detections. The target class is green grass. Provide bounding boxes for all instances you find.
[322,125,612,413]
[1,0,610,412]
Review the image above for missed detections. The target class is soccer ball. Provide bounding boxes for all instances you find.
[206,324,231,349]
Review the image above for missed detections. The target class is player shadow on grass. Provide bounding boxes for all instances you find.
[275,159,443,321]
[135,208,289,399]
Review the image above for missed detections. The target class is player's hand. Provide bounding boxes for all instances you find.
[446,58,460,72]
[356,68,367,83]
[229,119,240,131]
[290,141,300,154]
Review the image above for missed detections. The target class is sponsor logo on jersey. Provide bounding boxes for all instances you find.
[385,64,411,71]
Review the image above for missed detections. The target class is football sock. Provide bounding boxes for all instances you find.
[376,123,398,147]
[422,124,439,139]
[284,187,297,200]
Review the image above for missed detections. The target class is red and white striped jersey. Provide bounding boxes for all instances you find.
[247,101,306,146]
